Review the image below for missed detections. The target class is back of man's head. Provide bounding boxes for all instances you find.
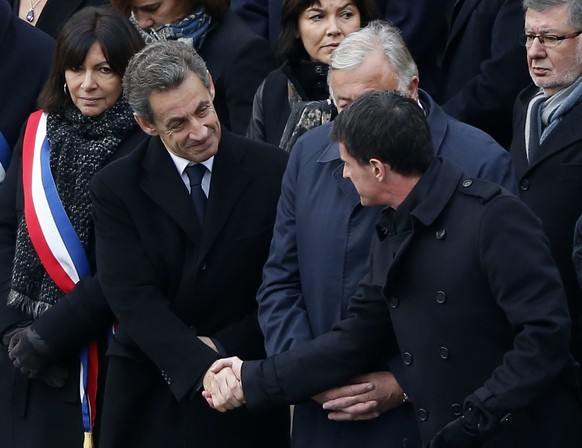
[331,91,434,177]
[328,20,418,94]
[123,40,211,123]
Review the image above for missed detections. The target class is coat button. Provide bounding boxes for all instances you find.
[451,403,462,416]
[389,296,399,308]
[520,178,530,191]
[462,179,472,187]
[440,347,449,359]
[435,291,447,304]
[418,408,429,421]
[200,262,207,271]
[403,352,413,366]
[435,228,446,240]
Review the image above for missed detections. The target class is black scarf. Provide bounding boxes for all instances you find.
[8,97,136,318]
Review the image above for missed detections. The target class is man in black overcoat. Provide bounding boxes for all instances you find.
[90,40,290,447]
[204,91,582,448]
[510,0,582,370]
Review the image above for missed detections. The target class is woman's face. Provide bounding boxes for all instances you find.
[297,0,361,64]
[64,42,123,117]
[130,0,189,30]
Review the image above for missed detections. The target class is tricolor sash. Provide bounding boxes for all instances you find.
[0,131,11,183]
[22,110,98,448]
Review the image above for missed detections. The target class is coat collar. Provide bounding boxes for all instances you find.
[140,137,202,244]
[512,83,582,175]
[407,156,463,228]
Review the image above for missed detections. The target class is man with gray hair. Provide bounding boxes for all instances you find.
[252,20,517,448]
[510,0,582,370]
[89,40,290,447]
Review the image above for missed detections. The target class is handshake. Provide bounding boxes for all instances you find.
[202,356,245,411]
[202,358,406,422]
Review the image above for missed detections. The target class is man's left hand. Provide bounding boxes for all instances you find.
[317,371,404,421]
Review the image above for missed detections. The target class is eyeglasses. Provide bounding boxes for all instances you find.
[520,30,582,48]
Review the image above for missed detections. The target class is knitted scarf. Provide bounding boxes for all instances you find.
[131,7,213,50]
[7,97,136,318]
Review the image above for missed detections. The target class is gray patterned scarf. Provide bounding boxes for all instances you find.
[7,97,136,318]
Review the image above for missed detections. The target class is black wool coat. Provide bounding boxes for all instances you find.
[91,130,290,448]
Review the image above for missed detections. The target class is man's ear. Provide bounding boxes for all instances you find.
[407,76,420,102]
[207,71,215,101]
[134,113,159,136]
[369,158,387,181]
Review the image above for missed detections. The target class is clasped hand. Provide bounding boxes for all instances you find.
[202,356,245,412]
[314,371,404,421]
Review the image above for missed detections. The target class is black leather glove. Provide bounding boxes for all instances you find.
[1,322,31,346]
[39,364,69,388]
[429,406,482,448]
[8,326,48,378]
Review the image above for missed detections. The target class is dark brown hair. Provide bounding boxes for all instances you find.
[38,6,145,112]
[277,0,381,63]
[110,0,228,20]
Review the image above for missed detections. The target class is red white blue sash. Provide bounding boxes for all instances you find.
[22,110,98,448]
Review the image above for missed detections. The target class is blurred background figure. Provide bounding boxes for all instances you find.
[6,0,108,38]
[246,0,380,151]
[112,0,276,135]
[0,7,145,448]
[0,0,54,182]
[436,0,530,149]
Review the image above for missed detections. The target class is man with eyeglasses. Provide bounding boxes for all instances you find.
[510,0,582,374]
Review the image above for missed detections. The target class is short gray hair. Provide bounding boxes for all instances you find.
[123,40,211,122]
[523,0,582,29]
[328,20,418,95]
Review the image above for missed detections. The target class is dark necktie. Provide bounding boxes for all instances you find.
[184,164,207,224]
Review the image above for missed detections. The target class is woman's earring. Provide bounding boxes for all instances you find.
[63,83,68,95]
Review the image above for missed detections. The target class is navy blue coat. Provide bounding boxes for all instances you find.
[439,0,530,148]
[256,90,518,448]
[200,10,276,135]
[248,156,582,447]
[230,0,281,48]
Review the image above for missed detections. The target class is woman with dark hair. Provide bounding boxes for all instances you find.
[0,6,145,448]
[246,0,380,151]
[111,0,276,135]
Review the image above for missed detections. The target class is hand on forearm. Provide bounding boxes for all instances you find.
[202,357,245,411]
[320,371,404,421]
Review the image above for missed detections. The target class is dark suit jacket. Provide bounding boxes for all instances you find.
[0,0,54,154]
[7,0,108,38]
[243,157,582,447]
[439,0,530,148]
[90,130,289,447]
[510,84,582,366]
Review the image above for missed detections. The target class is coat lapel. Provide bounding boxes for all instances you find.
[140,137,203,244]
[198,132,252,258]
